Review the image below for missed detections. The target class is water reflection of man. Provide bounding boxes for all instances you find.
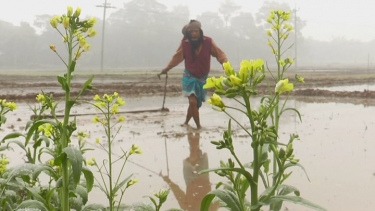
[160,132,219,211]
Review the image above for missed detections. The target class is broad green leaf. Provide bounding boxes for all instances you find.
[74,185,88,204]
[201,189,241,211]
[82,166,94,192]
[1,132,25,143]
[25,120,57,146]
[62,147,83,185]
[6,163,38,182]
[32,165,58,181]
[81,204,106,211]
[15,200,48,211]
[113,174,133,195]
[0,115,7,124]
[262,195,327,211]
[0,178,22,188]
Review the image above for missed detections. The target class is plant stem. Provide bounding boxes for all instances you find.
[242,91,260,211]
[106,108,114,211]
[60,29,73,211]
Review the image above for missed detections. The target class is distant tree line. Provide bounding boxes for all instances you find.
[0,0,374,72]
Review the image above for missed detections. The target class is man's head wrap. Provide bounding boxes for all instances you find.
[182,20,202,36]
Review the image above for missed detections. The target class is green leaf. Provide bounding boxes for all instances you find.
[25,120,57,146]
[113,174,133,195]
[1,132,25,143]
[6,140,27,152]
[0,115,7,124]
[25,187,46,205]
[284,162,310,182]
[201,189,241,211]
[15,200,48,211]
[199,167,256,187]
[62,147,83,185]
[131,202,154,211]
[82,166,94,192]
[75,185,88,205]
[32,165,58,181]
[263,195,327,211]
[81,204,106,211]
[69,60,77,73]
[34,136,51,148]
[280,108,302,122]
[6,163,38,182]
[57,75,68,91]
[81,75,94,94]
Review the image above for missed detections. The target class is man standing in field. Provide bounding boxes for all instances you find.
[159,20,228,129]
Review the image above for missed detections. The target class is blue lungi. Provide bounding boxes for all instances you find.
[181,69,208,109]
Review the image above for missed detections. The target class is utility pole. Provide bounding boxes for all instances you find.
[96,0,116,72]
[294,4,299,69]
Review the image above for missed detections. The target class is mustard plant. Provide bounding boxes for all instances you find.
[0,6,98,211]
[199,10,326,211]
[87,92,143,211]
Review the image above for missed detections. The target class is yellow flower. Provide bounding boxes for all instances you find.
[79,37,86,48]
[267,40,272,47]
[63,35,68,43]
[88,28,97,37]
[93,94,101,101]
[83,43,91,52]
[5,102,17,111]
[229,75,242,87]
[275,78,294,94]
[127,178,139,186]
[266,30,272,36]
[87,17,97,27]
[87,158,95,166]
[74,7,81,18]
[62,17,70,29]
[111,104,119,114]
[239,60,251,82]
[118,116,125,122]
[207,93,225,111]
[204,76,223,90]
[113,92,119,97]
[279,59,286,66]
[75,49,82,60]
[50,16,58,28]
[67,6,73,17]
[95,138,100,144]
[223,61,235,77]
[49,44,56,52]
[116,97,125,106]
[92,116,100,123]
[253,59,264,70]
[295,74,305,83]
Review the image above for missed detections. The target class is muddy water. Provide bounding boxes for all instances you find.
[1,95,375,211]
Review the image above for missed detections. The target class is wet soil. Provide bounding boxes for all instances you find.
[2,69,375,103]
[1,69,375,211]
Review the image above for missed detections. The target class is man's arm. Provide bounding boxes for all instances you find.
[211,40,228,64]
[161,43,184,74]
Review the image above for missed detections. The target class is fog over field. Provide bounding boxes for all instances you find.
[0,0,375,72]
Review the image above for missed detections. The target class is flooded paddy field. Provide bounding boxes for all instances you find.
[1,70,375,210]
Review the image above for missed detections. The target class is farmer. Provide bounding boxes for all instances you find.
[159,20,228,129]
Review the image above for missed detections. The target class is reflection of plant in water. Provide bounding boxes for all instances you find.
[161,132,219,211]
[199,10,326,211]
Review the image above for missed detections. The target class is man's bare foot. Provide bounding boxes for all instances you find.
[180,123,189,127]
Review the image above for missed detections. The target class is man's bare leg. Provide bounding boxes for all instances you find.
[184,95,201,129]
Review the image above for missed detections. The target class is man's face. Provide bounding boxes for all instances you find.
[189,29,200,40]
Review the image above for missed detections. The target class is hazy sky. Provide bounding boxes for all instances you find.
[1,0,374,42]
